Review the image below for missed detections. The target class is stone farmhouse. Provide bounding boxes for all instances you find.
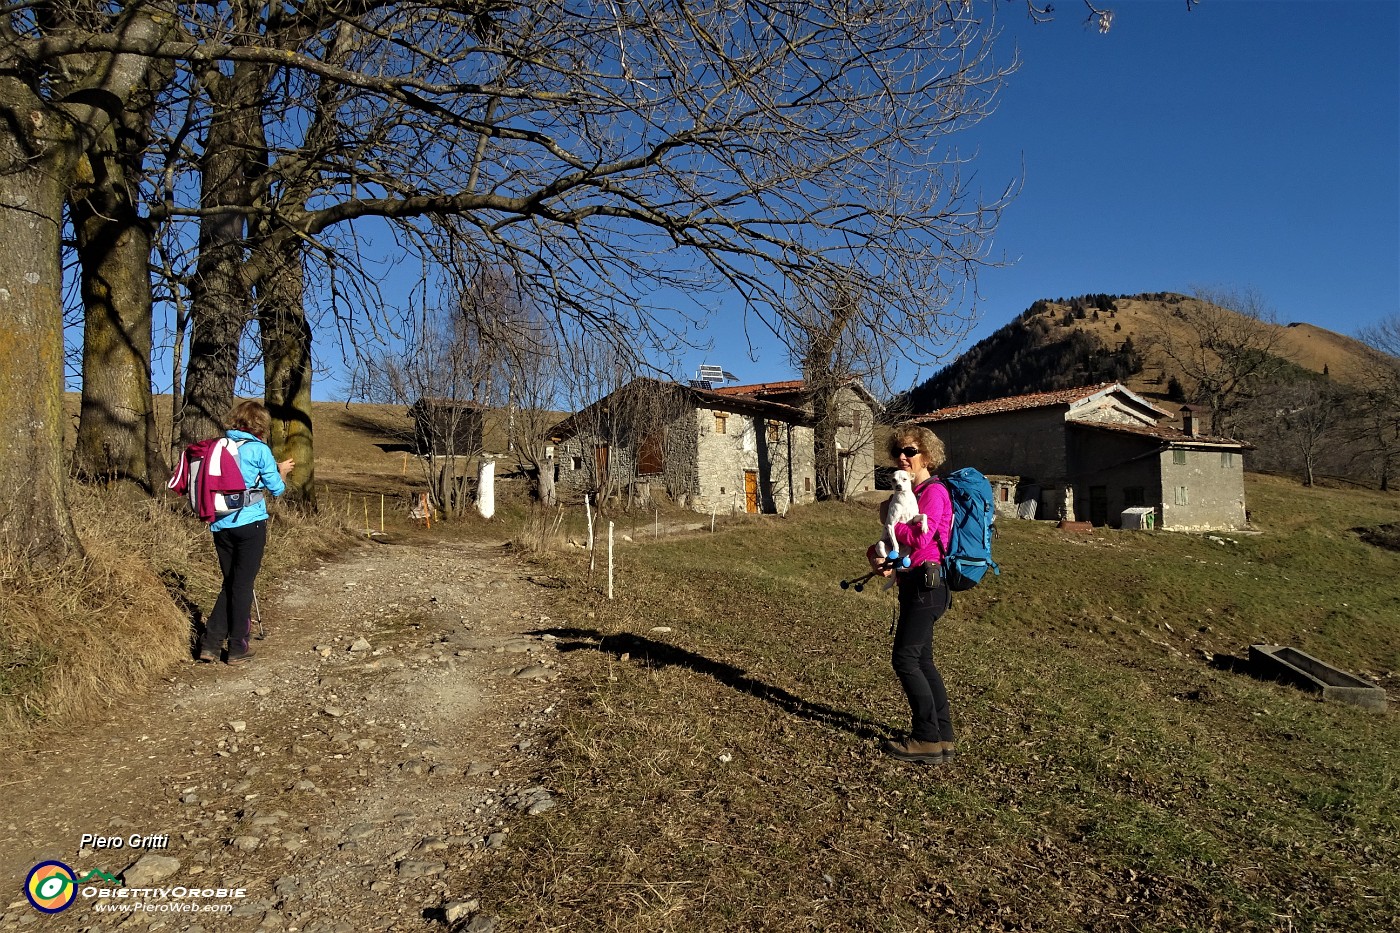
[547,376,880,514]
[912,383,1250,531]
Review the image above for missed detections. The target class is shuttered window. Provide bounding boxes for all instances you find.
[638,433,664,475]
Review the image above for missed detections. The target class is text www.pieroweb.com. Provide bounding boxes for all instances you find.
[93,901,234,914]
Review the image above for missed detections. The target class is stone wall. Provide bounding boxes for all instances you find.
[1065,427,1165,525]
[834,385,877,497]
[924,404,1247,531]
[930,409,1070,481]
[1159,447,1248,531]
[692,410,817,513]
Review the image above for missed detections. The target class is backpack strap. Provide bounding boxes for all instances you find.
[921,475,951,565]
[228,438,265,491]
[223,438,267,522]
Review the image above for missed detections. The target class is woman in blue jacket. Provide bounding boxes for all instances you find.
[199,401,293,665]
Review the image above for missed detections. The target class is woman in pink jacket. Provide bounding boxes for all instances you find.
[873,426,956,763]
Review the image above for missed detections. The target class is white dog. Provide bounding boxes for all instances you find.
[877,470,927,560]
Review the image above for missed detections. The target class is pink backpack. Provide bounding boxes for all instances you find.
[168,438,264,522]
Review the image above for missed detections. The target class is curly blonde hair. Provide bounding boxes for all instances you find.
[887,425,946,470]
[227,400,271,440]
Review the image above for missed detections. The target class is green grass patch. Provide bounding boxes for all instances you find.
[465,475,1400,931]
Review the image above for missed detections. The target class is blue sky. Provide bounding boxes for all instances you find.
[677,0,1400,392]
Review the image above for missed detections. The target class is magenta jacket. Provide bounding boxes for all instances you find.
[893,477,953,568]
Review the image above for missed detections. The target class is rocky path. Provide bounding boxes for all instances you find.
[0,537,571,932]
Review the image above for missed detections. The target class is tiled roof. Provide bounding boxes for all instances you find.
[912,383,1122,422]
[546,377,812,442]
[712,380,807,397]
[1071,419,1249,448]
[716,378,884,412]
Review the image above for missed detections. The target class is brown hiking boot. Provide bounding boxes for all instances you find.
[880,737,946,763]
[226,649,255,665]
[197,649,218,663]
[940,741,957,759]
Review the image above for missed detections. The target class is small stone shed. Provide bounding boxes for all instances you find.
[409,397,485,457]
[911,383,1250,531]
[546,376,880,513]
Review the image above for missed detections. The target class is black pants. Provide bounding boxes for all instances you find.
[892,570,953,743]
[202,520,266,657]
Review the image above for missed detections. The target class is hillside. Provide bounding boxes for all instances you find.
[62,395,566,499]
[902,292,1389,415]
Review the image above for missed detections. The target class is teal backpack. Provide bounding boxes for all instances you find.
[936,468,1001,591]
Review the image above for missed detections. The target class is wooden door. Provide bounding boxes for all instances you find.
[1089,485,1108,526]
[744,470,759,514]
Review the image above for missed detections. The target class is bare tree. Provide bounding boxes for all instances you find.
[355,287,500,519]
[785,277,887,501]
[1255,379,1348,487]
[554,337,652,506]
[1354,314,1400,490]
[0,3,172,562]
[1147,287,1287,436]
[11,0,1169,564]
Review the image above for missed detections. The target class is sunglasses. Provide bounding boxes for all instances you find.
[895,446,921,458]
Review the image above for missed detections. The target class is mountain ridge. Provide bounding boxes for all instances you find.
[900,292,1386,416]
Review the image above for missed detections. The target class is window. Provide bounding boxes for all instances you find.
[714,412,728,434]
[571,456,582,470]
[805,477,812,492]
[1124,486,1145,508]
[1172,449,1187,465]
[767,423,780,442]
[1174,486,1188,506]
[851,409,862,433]
[1221,451,1234,468]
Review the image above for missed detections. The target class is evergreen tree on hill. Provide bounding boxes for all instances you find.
[898,301,1144,413]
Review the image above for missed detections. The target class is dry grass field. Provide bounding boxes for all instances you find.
[458,474,1400,932]
[62,394,568,506]
[14,392,1400,930]
[1070,296,1388,400]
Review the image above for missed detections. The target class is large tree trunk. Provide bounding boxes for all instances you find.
[71,124,164,495]
[0,158,81,563]
[258,241,316,507]
[179,63,262,446]
[0,6,169,564]
[810,384,845,501]
[537,459,557,507]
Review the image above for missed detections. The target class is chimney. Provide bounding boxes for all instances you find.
[1180,405,1201,437]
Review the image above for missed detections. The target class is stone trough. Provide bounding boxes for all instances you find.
[1248,644,1388,713]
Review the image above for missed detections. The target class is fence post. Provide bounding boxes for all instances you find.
[477,457,496,519]
[585,494,595,576]
[608,520,614,601]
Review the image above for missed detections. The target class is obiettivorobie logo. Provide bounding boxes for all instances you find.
[24,861,121,913]
[23,859,247,916]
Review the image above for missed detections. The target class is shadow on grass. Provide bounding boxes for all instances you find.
[535,627,888,741]
[1207,651,1251,676]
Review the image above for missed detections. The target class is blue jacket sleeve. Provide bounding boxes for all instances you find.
[248,441,286,497]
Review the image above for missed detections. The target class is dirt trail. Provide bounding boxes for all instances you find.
[0,536,570,932]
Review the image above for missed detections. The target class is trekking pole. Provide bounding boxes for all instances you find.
[839,554,910,593]
[251,589,266,639]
